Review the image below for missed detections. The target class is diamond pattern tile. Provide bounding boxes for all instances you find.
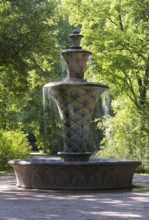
[51,85,102,152]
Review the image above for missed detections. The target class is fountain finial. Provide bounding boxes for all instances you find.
[61,30,91,79]
[69,29,84,49]
[72,29,80,34]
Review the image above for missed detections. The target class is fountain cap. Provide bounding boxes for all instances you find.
[72,29,80,34]
[69,29,84,49]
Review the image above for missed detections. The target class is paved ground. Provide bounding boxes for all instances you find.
[0,174,149,220]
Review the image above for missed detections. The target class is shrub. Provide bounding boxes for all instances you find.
[0,129,31,171]
[97,97,149,173]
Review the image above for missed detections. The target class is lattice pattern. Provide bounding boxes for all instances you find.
[51,85,102,153]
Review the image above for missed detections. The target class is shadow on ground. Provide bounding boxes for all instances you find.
[0,174,149,220]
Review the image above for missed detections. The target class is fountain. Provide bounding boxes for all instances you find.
[9,30,141,189]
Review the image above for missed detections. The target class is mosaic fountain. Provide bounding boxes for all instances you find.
[9,30,141,189]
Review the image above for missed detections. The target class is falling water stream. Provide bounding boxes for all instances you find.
[60,54,67,80]
[43,85,63,154]
[102,91,110,116]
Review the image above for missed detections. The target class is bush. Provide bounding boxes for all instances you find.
[97,97,149,173]
[0,129,31,171]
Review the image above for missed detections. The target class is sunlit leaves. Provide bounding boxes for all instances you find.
[61,0,149,170]
[0,129,31,170]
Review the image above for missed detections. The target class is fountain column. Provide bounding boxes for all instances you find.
[49,30,108,161]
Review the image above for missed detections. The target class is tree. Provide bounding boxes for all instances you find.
[61,0,149,170]
[0,0,60,129]
[62,0,149,108]
[0,0,73,154]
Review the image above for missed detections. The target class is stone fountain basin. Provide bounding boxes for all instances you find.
[8,158,141,190]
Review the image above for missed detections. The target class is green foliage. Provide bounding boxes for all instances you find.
[0,0,148,171]
[0,129,31,171]
[62,0,149,171]
[0,0,72,154]
[97,97,149,172]
[62,0,149,108]
[0,0,61,129]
